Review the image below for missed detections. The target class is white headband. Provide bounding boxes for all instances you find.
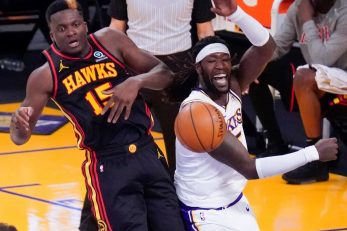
[195,43,230,63]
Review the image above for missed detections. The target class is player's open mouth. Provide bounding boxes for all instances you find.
[212,73,228,85]
[69,40,79,48]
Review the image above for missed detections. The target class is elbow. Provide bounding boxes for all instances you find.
[163,65,175,86]
[162,68,175,89]
[251,36,276,66]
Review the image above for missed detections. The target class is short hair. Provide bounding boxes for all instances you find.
[45,0,84,24]
[192,36,230,62]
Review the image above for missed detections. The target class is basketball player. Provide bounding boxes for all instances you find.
[80,1,216,229]
[174,0,339,230]
[9,0,185,230]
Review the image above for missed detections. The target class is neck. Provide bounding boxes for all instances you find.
[207,91,228,107]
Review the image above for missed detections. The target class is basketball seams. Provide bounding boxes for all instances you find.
[201,102,215,152]
[175,110,189,151]
[175,101,226,153]
[189,102,205,152]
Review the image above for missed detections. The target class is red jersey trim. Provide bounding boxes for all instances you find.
[50,43,93,60]
[289,63,296,112]
[83,149,113,230]
[42,50,58,99]
[144,101,154,134]
[51,98,87,149]
[89,34,126,69]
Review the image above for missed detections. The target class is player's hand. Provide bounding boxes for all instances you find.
[315,138,338,162]
[101,77,141,123]
[211,0,238,17]
[11,106,33,132]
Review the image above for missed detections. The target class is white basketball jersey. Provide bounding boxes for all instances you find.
[174,89,247,208]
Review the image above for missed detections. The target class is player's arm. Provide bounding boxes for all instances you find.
[96,28,174,123]
[210,133,338,179]
[10,64,52,145]
[237,35,275,94]
[211,0,276,95]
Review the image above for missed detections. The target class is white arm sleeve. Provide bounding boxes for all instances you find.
[226,6,270,47]
[255,146,319,179]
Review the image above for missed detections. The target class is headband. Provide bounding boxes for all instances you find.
[195,43,230,64]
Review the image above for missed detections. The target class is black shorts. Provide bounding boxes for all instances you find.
[83,136,185,231]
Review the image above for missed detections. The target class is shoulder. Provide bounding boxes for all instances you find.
[30,62,51,79]
[93,27,128,44]
[27,62,53,94]
[93,27,133,58]
[286,1,299,16]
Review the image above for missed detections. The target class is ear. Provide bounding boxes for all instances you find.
[84,22,88,33]
[49,31,54,43]
[195,63,202,76]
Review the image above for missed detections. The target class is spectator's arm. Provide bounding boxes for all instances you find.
[303,11,347,65]
[192,0,216,40]
[109,18,127,33]
[272,3,298,59]
[196,21,215,40]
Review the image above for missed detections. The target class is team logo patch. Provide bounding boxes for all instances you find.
[0,112,68,135]
[94,51,107,62]
[59,60,69,72]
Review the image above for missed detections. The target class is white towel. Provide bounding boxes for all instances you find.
[297,64,347,95]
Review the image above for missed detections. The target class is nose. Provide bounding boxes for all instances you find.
[66,27,77,37]
[215,59,224,69]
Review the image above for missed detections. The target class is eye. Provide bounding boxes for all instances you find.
[206,59,216,63]
[73,22,81,28]
[57,26,65,32]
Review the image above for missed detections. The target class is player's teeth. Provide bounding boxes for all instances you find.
[214,74,226,78]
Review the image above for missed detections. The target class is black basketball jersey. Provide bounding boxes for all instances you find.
[43,34,154,150]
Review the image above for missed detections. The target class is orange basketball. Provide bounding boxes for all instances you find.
[174,101,227,153]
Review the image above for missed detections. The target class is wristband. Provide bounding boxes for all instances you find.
[226,6,270,47]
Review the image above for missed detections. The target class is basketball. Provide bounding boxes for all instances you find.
[174,101,227,153]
